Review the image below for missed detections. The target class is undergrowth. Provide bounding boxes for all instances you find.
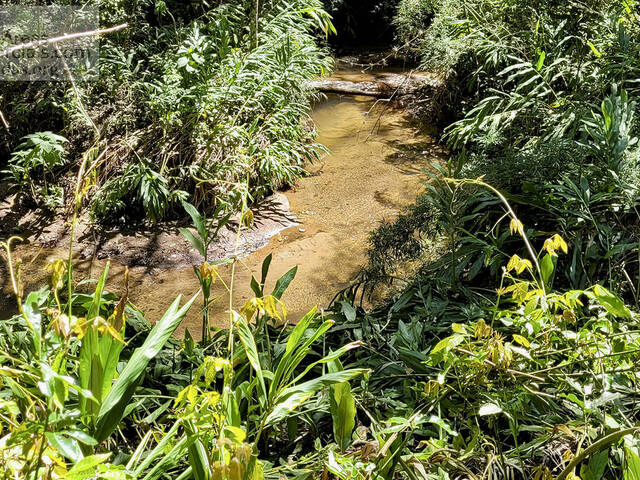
[2,0,640,478]
[1,0,334,222]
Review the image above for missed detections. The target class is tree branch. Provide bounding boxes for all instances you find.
[0,23,128,58]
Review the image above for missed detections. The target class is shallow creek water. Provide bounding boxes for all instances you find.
[1,78,444,336]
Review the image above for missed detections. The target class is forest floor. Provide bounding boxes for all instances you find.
[0,185,297,269]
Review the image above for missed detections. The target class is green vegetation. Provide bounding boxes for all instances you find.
[5,132,68,210]
[3,0,640,479]
[0,234,365,478]
[1,0,333,222]
[343,0,640,477]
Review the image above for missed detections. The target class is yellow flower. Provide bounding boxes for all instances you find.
[506,254,533,274]
[474,319,492,339]
[487,333,513,368]
[199,262,217,282]
[543,234,569,256]
[242,209,254,228]
[240,297,261,321]
[47,259,67,291]
[50,311,72,338]
[509,218,524,236]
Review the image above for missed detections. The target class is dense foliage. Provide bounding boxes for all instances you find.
[380,0,640,316]
[1,0,333,222]
[0,234,366,478]
[3,0,640,479]
[337,0,640,478]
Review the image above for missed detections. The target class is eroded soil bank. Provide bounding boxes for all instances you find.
[1,74,444,336]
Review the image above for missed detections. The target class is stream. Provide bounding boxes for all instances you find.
[1,69,444,336]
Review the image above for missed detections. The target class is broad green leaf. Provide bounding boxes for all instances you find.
[625,445,640,480]
[536,50,546,71]
[222,426,246,443]
[581,448,608,480]
[592,285,631,318]
[512,334,530,348]
[79,267,125,424]
[88,263,109,319]
[79,265,124,424]
[99,327,125,405]
[66,453,112,479]
[430,334,464,356]
[524,298,538,316]
[185,420,210,480]
[261,253,272,286]
[179,228,206,258]
[265,369,368,427]
[272,266,298,299]
[79,322,101,421]
[277,319,335,395]
[23,289,45,358]
[64,429,98,446]
[182,201,207,242]
[45,432,82,463]
[451,323,465,334]
[250,276,262,297]
[340,300,356,322]
[269,307,318,400]
[540,253,555,285]
[94,293,197,442]
[329,360,356,452]
[284,307,317,356]
[234,311,267,408]
[291,341,362,385]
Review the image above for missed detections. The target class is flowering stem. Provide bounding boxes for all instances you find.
[446,177,546,296]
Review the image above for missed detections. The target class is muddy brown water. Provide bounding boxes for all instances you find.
[1,77,445,337]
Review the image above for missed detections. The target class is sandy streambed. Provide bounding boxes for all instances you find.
[1,78,444,336]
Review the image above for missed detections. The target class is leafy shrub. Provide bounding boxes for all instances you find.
[381,0,640,302]
[327,193,640,479]
[90,161,187,222]
[2,0,334,222]
[5,131,68,209]
[0,234,364,479]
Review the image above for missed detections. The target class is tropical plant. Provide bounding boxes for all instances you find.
[179,200,231,342]
[2,0,335,222]
[0,236,197,478]
[324,182,640,479]
[4,131,68,208]
[0,230,366,479]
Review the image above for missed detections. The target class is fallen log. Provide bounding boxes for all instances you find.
[308,72,440,98]
[307,79,386,97]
